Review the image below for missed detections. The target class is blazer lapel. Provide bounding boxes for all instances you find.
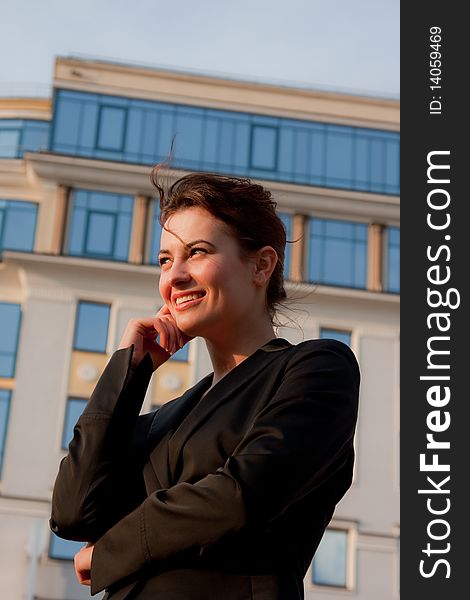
[147,374,213,488]
[166,338,292,480]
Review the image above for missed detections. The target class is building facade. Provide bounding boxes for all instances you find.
[0,57,400,600]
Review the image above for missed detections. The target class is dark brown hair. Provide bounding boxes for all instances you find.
[151,169,287,323]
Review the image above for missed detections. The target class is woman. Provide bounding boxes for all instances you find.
[50,172,360,600]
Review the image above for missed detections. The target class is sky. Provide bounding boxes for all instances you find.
[0,0,399,99]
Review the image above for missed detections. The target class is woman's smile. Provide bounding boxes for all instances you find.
[173,290,207,310]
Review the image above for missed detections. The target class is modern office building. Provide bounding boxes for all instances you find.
[0,57,399,600]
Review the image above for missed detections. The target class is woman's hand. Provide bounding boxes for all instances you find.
[74,543,93,586]
[117,305,192,371]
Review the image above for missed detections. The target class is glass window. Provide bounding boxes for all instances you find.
[202,117,219,168]
[320,328,351,347]
[175,108,204,166]
[73,301,110,353]
[325,128,354,188]
[292,128,310,182]
[308,217,367,289]
[0,128,21,158]
[50,89,399,195]
[0,389,11,476]
[62,398,87,450]
[370,137,386,191]
[97,106,127,151]
[53,96,82,150]
[312,528,348,587]
[49,534,84,560]
[67,189,133,261]
[385,226,400,293]
[155,109,176,159]
[218,120,235,169]
[277,128,295,178]
[250,125,278,170]
[140,110,159,161]
[85,210,117,256]
[0,200,38,253]
[21,121,50,154]
[50,90,399,194]
[0,119,49,158]
[0,303,22,377]
[309,125,325,183]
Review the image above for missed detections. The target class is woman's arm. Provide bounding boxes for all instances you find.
[50,307,188,542]
[89,340,360,594]
[49,346,155,542]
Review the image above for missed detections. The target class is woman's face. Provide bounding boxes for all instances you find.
[158,206,260,338]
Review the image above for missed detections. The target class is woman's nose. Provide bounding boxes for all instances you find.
[168,259,192,287]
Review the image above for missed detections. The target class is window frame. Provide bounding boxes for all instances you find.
[249,123,279,172]
[66,188,133,262]
[50,89,399,196]
[96,104,128,152]
[306,216,368,290]
[83,208,118,258]
[0,200,38,253]
[306,522,357,592]
[72,300,111,354]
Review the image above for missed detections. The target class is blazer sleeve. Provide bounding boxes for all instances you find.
[89,340,360,595]
[49,345,155,542]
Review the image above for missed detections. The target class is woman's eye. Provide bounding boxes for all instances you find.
[159,257,171,266]
[190,247,207,257]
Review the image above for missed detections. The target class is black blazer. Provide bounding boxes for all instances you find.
[50,337,360,600]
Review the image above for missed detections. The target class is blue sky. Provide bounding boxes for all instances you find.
[0,0,399,98]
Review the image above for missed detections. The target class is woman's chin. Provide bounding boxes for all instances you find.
[175,317,204,339]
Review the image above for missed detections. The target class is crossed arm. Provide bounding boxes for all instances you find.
[50,341,359,595]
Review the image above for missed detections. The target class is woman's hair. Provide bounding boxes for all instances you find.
[151,169,287,323]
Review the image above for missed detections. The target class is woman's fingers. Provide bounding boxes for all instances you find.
[155,315,181,355]
[118,305,192,370]
[74,545,93,586]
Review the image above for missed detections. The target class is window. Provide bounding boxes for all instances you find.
[49,533,84,560]
[325,127,354,189]
[62,398,87,450]
[0,389,11,476]
[312,528,348,588]
[320,328,351,347]
[0,200,38,253]
[307,217,368,289]
[0,119,49,158]
[67,189,133,261]
[0,128,20,158]
[250,124,278,171]
[97,105,127,151]
[0,302,22,377]
[51,89,399,195]
[385,226,400,293]
[73,301,110,353]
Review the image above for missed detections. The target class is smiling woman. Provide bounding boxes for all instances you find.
[50,171,360,600]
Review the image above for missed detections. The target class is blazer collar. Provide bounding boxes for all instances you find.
[148,337,291,485]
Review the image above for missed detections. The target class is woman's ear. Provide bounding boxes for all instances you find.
[253,246,278,287]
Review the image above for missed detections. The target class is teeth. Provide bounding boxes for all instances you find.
[175,293,204,305]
